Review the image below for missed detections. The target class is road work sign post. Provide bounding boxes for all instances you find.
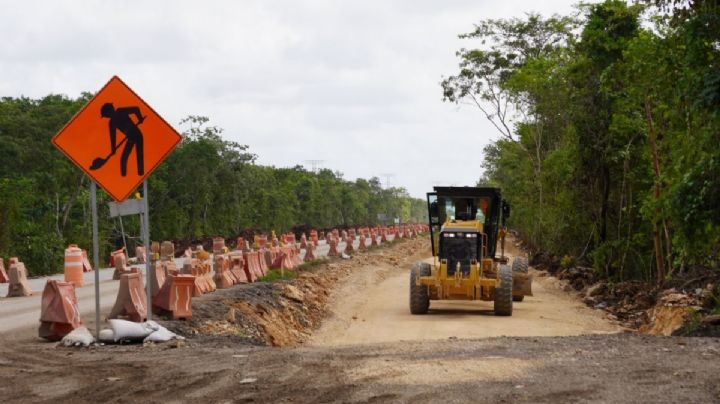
[52,76,181,337]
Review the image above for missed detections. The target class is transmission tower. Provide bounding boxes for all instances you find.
[379,173,395,189]
[304,160,325,173]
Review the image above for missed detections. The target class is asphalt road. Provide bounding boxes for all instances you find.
[0,236,391,334]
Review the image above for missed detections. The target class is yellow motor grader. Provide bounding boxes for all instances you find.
[410,187,532,316]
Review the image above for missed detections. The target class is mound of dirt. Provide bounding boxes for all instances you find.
[163,237,429,346]
[527,242,719,335]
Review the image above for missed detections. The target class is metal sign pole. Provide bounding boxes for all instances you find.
[143,180,152,321]
[90,181,101,339]
[118,215,128,255]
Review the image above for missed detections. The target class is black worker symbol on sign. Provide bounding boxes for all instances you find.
[89,103,146,176]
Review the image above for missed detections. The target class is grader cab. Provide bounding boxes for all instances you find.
[409,186,532,315]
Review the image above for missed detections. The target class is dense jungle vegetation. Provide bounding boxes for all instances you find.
[0,106,425,276]
[443,0,719,283]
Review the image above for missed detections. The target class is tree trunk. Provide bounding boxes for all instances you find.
[645,99,667,284]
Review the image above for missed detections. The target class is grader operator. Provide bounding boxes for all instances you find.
[410,186,532,315]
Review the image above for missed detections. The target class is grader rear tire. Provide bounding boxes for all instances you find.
[494,264,513,316]
[512,257,528,302]
[512,257,528,273]
[409,262,431,314]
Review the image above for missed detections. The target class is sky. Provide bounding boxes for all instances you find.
[0,0,580,198]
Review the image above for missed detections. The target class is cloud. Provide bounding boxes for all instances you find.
[0,0,580,197]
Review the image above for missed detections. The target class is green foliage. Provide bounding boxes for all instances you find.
[448,0,720,282]
[560,255,575,269]
[0,101,425,276]
[258,269,298,282]
[296,259,328,271]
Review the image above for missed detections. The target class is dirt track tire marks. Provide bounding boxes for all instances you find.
[409,262,431,314]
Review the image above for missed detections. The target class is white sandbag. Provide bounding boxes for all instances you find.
[98,328,115,342]
[108,319,158,342]
[61,327,95,347]
[143,325,185,343]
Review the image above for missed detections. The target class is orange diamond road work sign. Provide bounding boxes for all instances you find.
[52,76,182,202]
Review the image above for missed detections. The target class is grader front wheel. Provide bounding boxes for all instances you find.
[494,264,513,316]
[409,262,431,314]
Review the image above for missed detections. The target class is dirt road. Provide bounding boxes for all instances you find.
[310,237,619,346]
[1,235,719,403]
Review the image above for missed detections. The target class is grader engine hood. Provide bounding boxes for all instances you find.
[439,227,480,276]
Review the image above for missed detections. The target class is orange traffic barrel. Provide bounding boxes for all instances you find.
[63,244,85,287]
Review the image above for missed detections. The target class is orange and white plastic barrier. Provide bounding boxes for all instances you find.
[135,246,146,264]
[38,280,83,341]
[213,254,234,289]
[212,237,226,254]
[236,237,250,252]
[228,252,247,283]
[81,249,92,272]
[109,272,147,323]
[153,274,195,320]
[0,258,7,283]
[160,241,175,261]
[327,238,339,257]
[358,235,366,251]
[243,251,261,282]
[7,260,32,297]
[304,244,316,262]
[344,238,354,254]
[112,252,131,280]
[150,261,166,297]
